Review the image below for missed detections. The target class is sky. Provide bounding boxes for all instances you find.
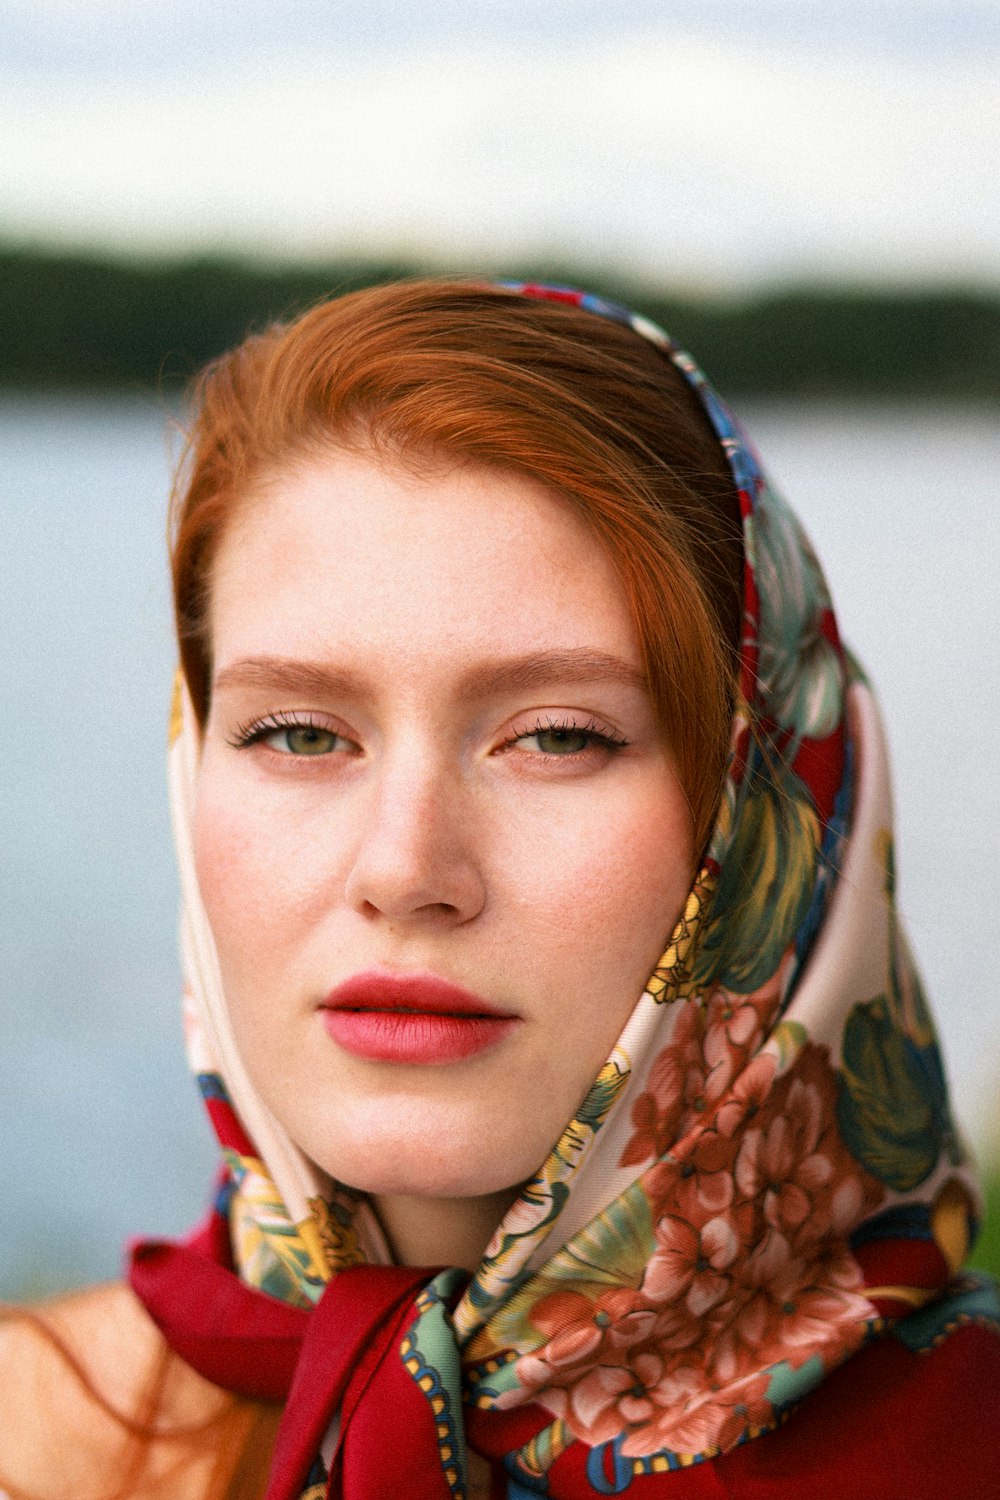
[2,0,999,289]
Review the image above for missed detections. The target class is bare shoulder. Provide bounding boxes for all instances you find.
[0,1282,227,1497]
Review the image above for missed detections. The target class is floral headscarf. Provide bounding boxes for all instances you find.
[133,285,995,1500]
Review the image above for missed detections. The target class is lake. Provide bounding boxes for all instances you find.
[2,393,998,1297]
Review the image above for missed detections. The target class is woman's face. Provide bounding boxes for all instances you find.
[194,447,694,1204]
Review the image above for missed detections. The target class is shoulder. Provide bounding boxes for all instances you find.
[0,1281,228,1497]
[717,1276,1000,1499]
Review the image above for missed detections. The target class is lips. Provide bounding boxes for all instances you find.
[318,971,519,1065]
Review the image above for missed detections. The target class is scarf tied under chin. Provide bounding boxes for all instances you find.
[132,1221,454,1500]
[129,1211,1000,1500]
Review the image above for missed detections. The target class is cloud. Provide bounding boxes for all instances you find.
[2,0,998,76]
[1,23,996,285]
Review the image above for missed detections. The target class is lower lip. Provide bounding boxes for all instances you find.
[320,1008,518,1064]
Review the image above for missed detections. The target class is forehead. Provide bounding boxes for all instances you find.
[207,447,641,676]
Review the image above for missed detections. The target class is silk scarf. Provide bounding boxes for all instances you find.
[133,285,987,1499]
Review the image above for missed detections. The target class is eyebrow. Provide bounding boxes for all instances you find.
[212,649,646,701]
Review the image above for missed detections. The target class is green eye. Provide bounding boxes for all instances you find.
[532,728,593,754]
[275,726,339,755]
[506,719,628,758]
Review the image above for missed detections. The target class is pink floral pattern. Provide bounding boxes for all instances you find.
[508,1039,884,1458]
[620,974,785,1171]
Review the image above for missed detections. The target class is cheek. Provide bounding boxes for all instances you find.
[191,770,313,980]
[498,775,694,991]
[192,786,252,974]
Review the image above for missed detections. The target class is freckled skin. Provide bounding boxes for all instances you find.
[193,449,694,1249]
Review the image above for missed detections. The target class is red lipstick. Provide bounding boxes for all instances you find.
[319,972,519,1065]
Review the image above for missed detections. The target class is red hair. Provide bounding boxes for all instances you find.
[171,280,742,849]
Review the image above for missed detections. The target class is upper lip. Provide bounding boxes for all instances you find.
[320,971,516,1018]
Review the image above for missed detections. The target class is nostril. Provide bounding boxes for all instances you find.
[358,898,463,922]
[343,809,487,923]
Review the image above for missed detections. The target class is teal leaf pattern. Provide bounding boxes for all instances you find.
[692,749,820,995]
[754,489,844,743]
[836,994,951,1191]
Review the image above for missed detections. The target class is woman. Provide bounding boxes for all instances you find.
[2,280,997,1499]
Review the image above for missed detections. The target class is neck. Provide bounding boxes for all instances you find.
[372,1189,518,1271]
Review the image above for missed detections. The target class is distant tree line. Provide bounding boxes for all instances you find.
[2,244,998,398]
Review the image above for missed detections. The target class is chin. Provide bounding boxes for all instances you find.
[310,1122,541,1202]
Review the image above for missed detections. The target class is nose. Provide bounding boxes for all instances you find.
[343,750,486,926]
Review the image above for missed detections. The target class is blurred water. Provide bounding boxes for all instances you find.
[1,394,998,1297]
[1,394,215,1298]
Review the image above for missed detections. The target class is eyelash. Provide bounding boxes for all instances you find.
[226,712,629,756]
[227,710,341,749]
[500,716,629,756]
